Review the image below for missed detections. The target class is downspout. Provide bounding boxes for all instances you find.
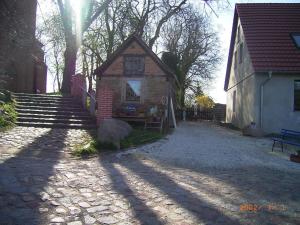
[260,71,272,128]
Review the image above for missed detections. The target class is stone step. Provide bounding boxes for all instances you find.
[16,105,84,112]
[18,113,93,120]
[16,108,91,116]
[13,92,96,130]
[13,98,77,105]
[16,121,97,129]
[17,117,95,124]
[12,92,71,98]
[14,98,78,104]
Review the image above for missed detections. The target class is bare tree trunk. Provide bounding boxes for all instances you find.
[88,54,94,92]
[61,40,78,94]
[180,87,185,108]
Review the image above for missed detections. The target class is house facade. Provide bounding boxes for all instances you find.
[0,0,47,93]
[225,3,300,134]
[94,35,176,122]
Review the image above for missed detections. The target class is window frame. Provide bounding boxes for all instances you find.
[233,90,236,113]
[239,42,243,64]
[294,80,300,111]
[290,33,300,49]
[124,79,142,103]
[237,25,241,43]
[123,54,145,76]
[234,51,237,69]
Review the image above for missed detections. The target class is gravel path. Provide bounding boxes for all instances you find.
[130,121,300,172]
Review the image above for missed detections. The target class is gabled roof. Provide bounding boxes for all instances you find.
[94,35,177,82]
[224,3,300,91]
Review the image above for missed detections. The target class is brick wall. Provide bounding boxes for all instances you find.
[71,74,86,100]
[97,39,173,118]
[98,76,169,114]
[35,62,47,93]
[104,41,165,76]
[0,0,47,93]
[97,87,113,125]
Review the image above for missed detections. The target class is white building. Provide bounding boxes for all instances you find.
[224,3,300,134]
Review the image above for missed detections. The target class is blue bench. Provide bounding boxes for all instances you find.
[272,129,300,152]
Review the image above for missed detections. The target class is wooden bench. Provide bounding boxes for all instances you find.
[272,129,300,152]
[113,116,147,123]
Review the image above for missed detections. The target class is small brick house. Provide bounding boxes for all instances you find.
[94,35,177,126]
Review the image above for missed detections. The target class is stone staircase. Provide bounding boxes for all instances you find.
[12,93,97,129]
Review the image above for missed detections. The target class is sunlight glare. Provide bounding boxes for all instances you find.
[70,0,83,44]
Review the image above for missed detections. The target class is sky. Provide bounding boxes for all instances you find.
[42,0,300,104]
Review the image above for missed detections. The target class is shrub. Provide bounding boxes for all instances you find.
[0,90,17,130]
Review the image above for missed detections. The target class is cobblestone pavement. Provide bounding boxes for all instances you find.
[0,126,300,225]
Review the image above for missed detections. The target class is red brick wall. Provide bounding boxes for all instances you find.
[35,62,47,93]
[96,39,173,118]
[71,74,86,99]
[103,41,166,76]
[97,86,113,125]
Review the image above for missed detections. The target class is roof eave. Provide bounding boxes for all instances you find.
[224,7,239,91]
[94,35,178,83]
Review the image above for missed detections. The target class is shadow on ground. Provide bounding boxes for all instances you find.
[99,155,243,225]
[99,153,300,225]
[0,129,67,225]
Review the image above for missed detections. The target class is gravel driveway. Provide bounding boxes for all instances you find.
[131,121,300,172]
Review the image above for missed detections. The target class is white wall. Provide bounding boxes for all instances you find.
[226,17,256,128]
[257,73,300,133]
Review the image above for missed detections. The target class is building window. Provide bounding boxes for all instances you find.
[234,51,237,68]
[124,56,145,75]
[239,43,243,64]
[233,90,236,112]
[237,25,241,43]
[294,80,300,111]
[291,33,300,48]
[125,80,141,102]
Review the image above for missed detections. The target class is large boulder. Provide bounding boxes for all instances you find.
[97,119,132,149]
[242,123,265,137]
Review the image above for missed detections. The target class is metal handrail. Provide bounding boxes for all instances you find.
[79,86,96,102]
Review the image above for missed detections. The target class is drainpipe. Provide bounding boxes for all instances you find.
[260,71,272,128]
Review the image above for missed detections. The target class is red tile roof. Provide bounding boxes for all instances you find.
[224,3,300,90]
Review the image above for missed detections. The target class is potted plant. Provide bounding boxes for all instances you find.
[290,150,300,163]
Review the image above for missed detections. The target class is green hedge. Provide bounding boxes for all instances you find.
[0,90,17,130]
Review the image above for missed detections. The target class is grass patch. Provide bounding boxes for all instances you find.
[73,140,118,157]
[74,128,163,156]
[120,128,163,149]
[0,90,17,131]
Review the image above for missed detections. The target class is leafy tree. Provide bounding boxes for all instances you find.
[195,95,215,109]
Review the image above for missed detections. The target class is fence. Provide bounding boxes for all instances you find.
[176,103,226,122]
